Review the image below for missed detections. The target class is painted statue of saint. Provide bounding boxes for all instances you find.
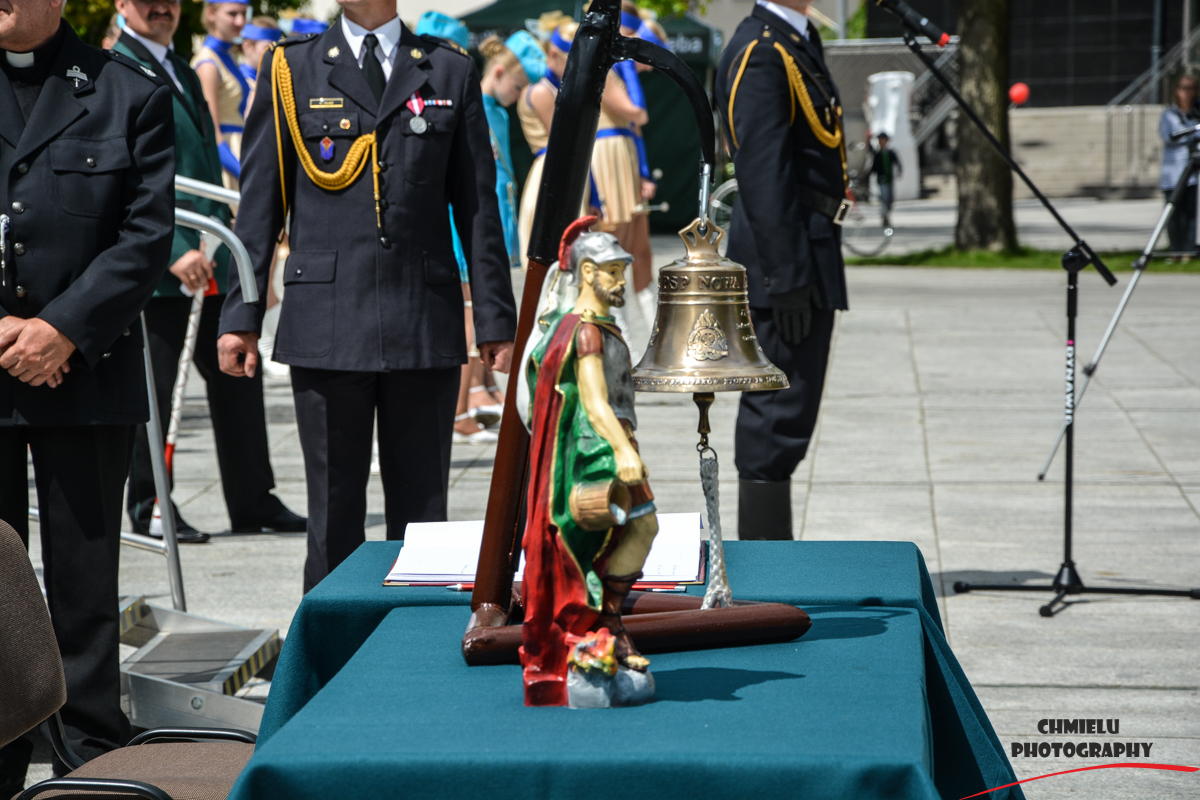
[520,218,659,708]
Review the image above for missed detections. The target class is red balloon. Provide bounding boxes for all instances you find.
[1009,82,1030,105]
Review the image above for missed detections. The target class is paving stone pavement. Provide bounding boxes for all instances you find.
[24,255,1199,797]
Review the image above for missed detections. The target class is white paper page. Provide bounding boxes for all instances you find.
[386,512,702,583]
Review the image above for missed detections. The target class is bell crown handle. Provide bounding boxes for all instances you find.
[678,217,725,258]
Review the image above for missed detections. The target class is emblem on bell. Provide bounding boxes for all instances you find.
[687,310,727,361]
[632,219,787,393]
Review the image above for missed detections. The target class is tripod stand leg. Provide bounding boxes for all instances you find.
[1039,589,1068,617]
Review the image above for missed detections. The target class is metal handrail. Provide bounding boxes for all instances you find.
[175,175,241,208]
[174,209,258,304]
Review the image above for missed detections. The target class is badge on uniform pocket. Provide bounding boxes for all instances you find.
[320,136,334,162]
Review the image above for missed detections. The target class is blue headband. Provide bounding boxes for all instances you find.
[290,18,328,35]
[549,29,572,53]
[636,22,667,49]
[415,11,469,49]
[241,23,283,42]
[620,11,642,30]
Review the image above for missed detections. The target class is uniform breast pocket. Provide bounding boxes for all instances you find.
[401,109,454,185]
[299,111,363,169]
[49,137,130,218]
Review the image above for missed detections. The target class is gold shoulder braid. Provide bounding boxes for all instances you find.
[771,42,848,188]
[270,45,383,228]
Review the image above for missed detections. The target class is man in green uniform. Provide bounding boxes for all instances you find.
[114,0,304,539]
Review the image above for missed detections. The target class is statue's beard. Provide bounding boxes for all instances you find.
[593,279,626,308]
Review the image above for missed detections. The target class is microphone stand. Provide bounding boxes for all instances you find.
[884,16,1200,615]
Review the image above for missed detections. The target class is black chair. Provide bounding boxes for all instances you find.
[0,520,256,800]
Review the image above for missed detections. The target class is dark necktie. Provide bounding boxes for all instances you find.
[361,33,386,104]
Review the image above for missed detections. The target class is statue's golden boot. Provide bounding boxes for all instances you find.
[595,570,650,672]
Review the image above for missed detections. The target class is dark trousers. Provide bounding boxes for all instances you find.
[127,295,278,529]
[290,366,458,593]
[0,425,134,764]
[1165,187,1198,253]
[735,306,836,482]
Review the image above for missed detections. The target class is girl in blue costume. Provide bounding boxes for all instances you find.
[192,0,249,189]
[615,5,670,327]
[238,17,282,110]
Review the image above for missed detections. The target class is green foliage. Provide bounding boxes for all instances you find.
[818,3,865,41]
[65,0,311,59]
[640,0,704,23]
[844,247,1200,272]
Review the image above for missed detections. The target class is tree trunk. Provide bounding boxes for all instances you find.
[955,0,1017,251]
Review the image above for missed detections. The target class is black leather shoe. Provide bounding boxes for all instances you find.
[231,502,307,533]
[130,511,211,544]
[738,479,793,540]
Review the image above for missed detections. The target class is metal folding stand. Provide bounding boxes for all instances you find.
[875,4,1200,615]
[32,191,282,730]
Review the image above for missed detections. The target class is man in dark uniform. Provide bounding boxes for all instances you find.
[715,0,848,540]
[113,0,306,541]
[218,0,517,592]
[0,0,175,784]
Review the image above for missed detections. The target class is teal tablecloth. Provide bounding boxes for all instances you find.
[243,541,1022,800]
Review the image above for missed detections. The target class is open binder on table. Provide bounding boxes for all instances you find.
[384,512,706,588]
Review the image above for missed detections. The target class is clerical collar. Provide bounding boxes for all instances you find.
[2,21,67,71]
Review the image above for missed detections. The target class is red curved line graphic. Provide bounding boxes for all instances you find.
[960,763,1199,799]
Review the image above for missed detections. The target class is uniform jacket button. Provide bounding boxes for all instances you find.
[13,243,25,256]
[86,157,96,167]
[377,160,388,172]
[11,201,24,213]
[763,276,771,286]
[15,286,27,298]
[102,351,111,359]
[379,236,391,248]
[378,198,389,210]
[123,328,131,336]
[295,268,303,276]
[16,163,29,174]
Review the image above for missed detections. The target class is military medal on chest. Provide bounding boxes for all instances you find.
[319,136,335,161]
[406,92,427,134]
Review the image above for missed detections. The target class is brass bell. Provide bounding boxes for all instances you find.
[632,218,788,394]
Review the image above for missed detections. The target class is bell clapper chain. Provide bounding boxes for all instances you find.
[695,392,733,609]
[697,161,713,234]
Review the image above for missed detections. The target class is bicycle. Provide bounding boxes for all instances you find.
[708,178,893,258]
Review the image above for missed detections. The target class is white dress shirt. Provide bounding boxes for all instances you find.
[119,25,184,92]
[757,0,810,39]
[341,15,402,82]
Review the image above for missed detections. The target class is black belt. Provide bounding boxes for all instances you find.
[797,185,850,225]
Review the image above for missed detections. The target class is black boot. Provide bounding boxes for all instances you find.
[738,479,793,540]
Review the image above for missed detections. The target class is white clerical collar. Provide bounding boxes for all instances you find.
[5,51,35,68]
[341,14,401,61]
[120,25,174,65]
[757,0,809,39]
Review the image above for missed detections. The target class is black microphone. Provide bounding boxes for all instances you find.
[876,0,950,47]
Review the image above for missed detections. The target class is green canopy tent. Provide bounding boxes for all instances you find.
[460,0,722,232]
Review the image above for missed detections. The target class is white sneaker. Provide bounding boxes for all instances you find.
[453,413,499,444]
